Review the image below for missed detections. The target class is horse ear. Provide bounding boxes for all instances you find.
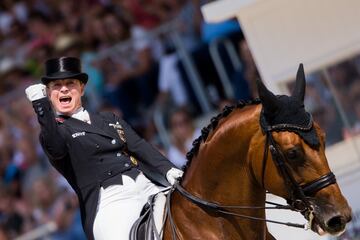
[292,63,306,102]
[256,78,280,113]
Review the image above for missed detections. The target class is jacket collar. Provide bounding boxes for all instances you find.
[62,113,120,140]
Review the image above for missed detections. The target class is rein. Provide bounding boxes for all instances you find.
[165,112,337,239]
[165,183,306,240]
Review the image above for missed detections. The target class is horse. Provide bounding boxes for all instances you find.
[161,64,352,239]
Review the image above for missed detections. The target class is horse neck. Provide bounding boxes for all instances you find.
[166,105,271,239]
[181,105,266,209]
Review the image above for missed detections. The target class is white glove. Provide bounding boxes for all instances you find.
[25,84,47,101]
[166,167,184,185]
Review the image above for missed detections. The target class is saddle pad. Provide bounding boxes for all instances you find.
[129,191,167,240]
[153,192,166,236]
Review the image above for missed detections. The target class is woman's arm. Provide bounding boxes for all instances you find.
[26,84,69,171]
[33,98,68,160]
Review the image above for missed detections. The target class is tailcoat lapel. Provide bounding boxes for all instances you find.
[63,113,119,140]
[90,113,120,140]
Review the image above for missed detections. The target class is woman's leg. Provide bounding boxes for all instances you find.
[93,173,160,240]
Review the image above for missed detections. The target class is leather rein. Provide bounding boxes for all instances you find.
[165,114,337,239]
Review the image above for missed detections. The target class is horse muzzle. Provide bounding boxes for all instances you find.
[306,199,352,236]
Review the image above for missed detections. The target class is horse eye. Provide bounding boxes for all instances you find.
[286,149,298,160]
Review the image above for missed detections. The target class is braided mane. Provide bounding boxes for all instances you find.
[183,99,261,173]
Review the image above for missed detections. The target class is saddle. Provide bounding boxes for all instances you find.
[129,191,167,240]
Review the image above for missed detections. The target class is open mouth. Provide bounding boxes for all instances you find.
[59,96,72,106]
[311,220,326,236]
[305,208,346,236]
[304,208,326,236]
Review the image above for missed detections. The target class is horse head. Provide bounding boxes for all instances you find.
[256,64,352,236]
[163,64,352,240]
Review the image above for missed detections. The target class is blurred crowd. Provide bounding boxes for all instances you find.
[0,0,247,238]
[1,0,360,239]
[303,58,360,145]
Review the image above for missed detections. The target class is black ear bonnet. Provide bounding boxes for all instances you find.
[257,64,320,148]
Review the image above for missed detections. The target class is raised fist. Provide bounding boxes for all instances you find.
[25,84,47,102]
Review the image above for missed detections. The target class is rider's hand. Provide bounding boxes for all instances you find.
[25,84,47,102]
[166,167,184,185]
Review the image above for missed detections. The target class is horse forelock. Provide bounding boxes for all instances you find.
[181,99,261,180]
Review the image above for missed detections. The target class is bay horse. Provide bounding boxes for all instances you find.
[162,64,352,239]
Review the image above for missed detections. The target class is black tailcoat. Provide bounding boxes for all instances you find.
[32,98,175,239]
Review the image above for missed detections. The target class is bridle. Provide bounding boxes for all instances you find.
[164,113,337,239]
[261,113,337,213]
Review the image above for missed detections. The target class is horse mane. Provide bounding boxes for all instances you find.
[183,99,261,173]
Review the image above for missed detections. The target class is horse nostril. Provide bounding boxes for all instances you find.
[326,215,346,232]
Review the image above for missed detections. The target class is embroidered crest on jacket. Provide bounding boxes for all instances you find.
[109,122,126,143]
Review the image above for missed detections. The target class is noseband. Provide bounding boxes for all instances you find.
[261,113,337,212]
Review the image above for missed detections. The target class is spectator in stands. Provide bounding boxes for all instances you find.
[0,184,24,238]
[0,224,9,240]
[238,40,260,98]
[229,65,253,101]
[117,0,162,30]
[156,0,205,110]
[0,110,11,164]
[328,61,359,121]
[329,61,358,91]
[30,176,58,226]
[30,175,86,239]
[167,107,200,168]
[2,21,29,61]
[157,52,189,108]
[99,9,161,125]
[27,11,55,52]
[303,80,344,145]
[0,58,28,95]
[343,80,360,138]
[351,97,360,135]
[305,85,344,146]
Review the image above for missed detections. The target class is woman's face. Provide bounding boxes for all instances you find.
[47,79,85,116]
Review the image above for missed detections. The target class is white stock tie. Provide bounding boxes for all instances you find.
[72,108,91,124]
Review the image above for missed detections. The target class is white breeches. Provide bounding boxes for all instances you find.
[93,173,161,240]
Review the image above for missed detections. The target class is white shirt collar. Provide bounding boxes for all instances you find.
[71,107,91,124]
[56,107,91,124]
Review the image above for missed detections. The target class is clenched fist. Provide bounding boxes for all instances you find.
[25,84,47,102]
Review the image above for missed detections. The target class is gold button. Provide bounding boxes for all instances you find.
[130,156,138,166]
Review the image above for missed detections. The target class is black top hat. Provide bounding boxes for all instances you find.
[41,57,88,85]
